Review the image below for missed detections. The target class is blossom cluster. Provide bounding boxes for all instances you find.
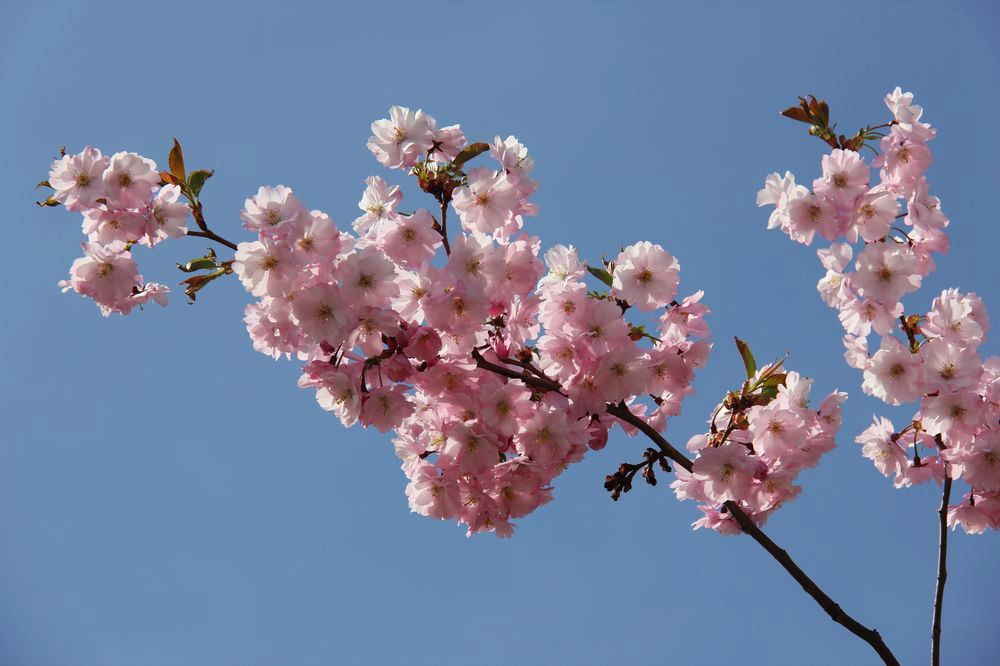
[232,106,714,536]
[47,147,184,315]
[671,364,846,533]
[758,88,1000,533]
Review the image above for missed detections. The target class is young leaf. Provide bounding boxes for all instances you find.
[160,170,184,187]
[734,336,757,380]
[587,265,614,288]
[452,142,490,169]
[187,169,214,199]
[177,257,219,273]
[168,138,186,181]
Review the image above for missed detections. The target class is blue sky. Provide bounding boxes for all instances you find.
[2,1,998,664]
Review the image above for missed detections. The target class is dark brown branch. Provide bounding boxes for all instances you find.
[471,362,900,665]
[185,203,239,251]
[932,470,953,666]
[186,229,238,251]
[604,403,693,473]
[723,500,899,665]
[439,200,451,255]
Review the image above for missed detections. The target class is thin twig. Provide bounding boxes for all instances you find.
[439,200,451,255]
[471,360,900,665]
[932,468,953,666]
[186,229,238,251]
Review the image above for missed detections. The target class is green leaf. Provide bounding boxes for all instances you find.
[187,169,214,199]
[177,257,219,273]
[734,336,757,380]
[452,142,490,169]
[587,265,614,287]
[179,268,226,303]
[177,249,219,273]
[160,170,184,187]
[168,138,185,181]
[780,106,812,124]
[759,372,787,388]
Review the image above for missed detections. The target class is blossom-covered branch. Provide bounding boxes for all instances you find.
[759,88,999,665]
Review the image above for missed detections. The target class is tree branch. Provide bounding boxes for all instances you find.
[439,200,451,255]
[470,361,900,666]
[608,402,900,666]
[185,203,239,251]
[186,229,238,251]
[932,471,952,666]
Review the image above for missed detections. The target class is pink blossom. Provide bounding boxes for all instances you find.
[233,238,301,298]
[299,363,362,427]
[49,145,108,210]
[338,247,399,306]
[367,106,436,169]
[442,423,502,474]
[747,402,808,461]
[360,386,414,433]
[353,176,402,235]
[429,124,467,161]
[838,298,902,337]
[291,283,351,348]
[611,241,680,311]
[920,338,980,393]
[855,416,907,481]
[691,444,755,503]
[380,210,441,269]
[854,192,899,242]
[59,242,141,316]
[102,152,159,207]
[786,193,838,245]
[861,337,923,405]
[853,243,922,305]
[815,149,870,207]
[289,211,343,267]
[757,171,808,232]
[144,184,190,245]
[241,185,308,239]
[129,282,170,308]
[451,167,519,235]
[405,461,459,520]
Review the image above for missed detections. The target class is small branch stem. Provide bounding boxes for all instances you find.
[186,229,238,251]
[469,359,901,665]
[185,204,239,251]
[439,200,451,255]
[932,469,952,666]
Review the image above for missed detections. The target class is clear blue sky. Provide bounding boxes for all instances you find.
[2,1,998,664]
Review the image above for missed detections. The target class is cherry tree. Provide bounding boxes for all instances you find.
[36,89,997,666]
